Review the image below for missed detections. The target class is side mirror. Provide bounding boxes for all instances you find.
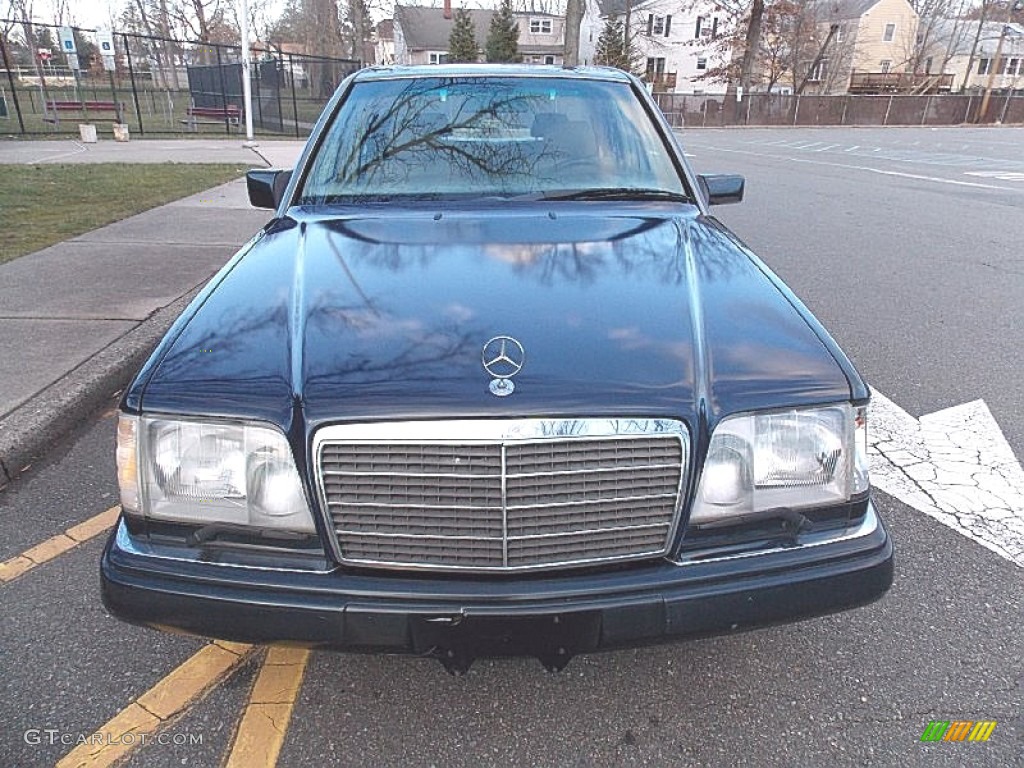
[246,169,292,210]
[698,174,745,206]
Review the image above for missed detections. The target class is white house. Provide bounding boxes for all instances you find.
[580,0,731,93]
[516,12,566,66]
[924,20,1024,92]
[375,19,395,66]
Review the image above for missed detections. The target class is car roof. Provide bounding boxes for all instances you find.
[352,64,633,84]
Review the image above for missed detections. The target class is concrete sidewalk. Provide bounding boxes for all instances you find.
[0,139,305,483]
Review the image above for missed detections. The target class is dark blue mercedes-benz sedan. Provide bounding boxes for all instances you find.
[102,65,892,673]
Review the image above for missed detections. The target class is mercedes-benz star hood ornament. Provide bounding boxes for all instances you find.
[482,335,525,397]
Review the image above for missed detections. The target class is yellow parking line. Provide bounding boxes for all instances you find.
[56,640,255,768]
[225,647,311,768]
[0,505,120,584]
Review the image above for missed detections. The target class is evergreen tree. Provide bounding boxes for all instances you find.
[485,0,520,63]
[593,16,632,72]
[448,8,479,63]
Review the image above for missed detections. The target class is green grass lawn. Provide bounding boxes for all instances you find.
[0,163,250,264]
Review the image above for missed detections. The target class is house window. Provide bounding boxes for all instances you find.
[646,14,672,36]
[883,23,895,42]
[978,58,990,75]
[545,55,556,65]
[808,57,828,81]
[695,16,717,39]
[835,23,845,42]
[1008,58,1021,76]
[696,57,707,70]
[925,56,933,74]
[428,51,449,65]
[645,57,666,79]
[880,60,891,73]
[529,18,552,34]
[693,89,705,95]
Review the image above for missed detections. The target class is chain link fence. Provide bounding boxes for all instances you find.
[655,91,1024,128]
[0,23,360,138]
[4,26,1021,137]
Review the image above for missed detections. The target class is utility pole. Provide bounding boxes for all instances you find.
[240,0,255,144]
[963,0,989,92]
[563,0,583,66]
[795,24,838,95]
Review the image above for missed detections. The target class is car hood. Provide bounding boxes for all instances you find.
[137,205,855,429]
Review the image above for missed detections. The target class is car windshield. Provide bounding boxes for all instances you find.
[297,75,690,204]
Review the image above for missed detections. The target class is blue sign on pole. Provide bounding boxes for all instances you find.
[57,26,80,71]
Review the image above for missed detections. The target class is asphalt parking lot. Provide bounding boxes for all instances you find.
[1,126,1021,767]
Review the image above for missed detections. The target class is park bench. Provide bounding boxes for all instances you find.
[184,103,242,130]
[44,100,126,126]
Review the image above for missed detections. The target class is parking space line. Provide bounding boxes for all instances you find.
[0,505,120,584]
[693,145,1020,191]
[225,647,311,768]
[55,640,255,768]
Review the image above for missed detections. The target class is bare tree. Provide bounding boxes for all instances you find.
[2,0,20,38]
[563,0,583,65]
[171,0,237,49]
[9,0,51,110]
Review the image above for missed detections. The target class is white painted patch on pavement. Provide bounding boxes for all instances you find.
[965,170,1024,182]
[870,390,1024,567]
[27,141,87,165]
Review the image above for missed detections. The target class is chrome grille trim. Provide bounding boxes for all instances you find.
[504,493,678,511]
[313,418,689,573]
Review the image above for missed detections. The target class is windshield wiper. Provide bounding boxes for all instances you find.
[543,187,691,202]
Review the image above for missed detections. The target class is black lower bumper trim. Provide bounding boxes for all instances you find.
[101,508,894,671]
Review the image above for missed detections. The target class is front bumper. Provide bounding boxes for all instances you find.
[101,504,893,672]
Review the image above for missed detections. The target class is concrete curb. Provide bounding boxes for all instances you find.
[0,286,203,485]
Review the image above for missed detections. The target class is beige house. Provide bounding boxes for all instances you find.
[806,0,921,93]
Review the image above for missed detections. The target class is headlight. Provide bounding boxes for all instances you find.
[690,403,869,526]
[116,414,315,533]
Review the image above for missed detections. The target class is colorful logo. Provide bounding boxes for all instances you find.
[920,721,996,742]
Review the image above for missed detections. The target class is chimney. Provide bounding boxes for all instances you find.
[443,0,452,19]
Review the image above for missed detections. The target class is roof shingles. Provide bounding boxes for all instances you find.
[395,5,495,51]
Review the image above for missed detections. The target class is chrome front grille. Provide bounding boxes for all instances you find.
[315,419,688,572]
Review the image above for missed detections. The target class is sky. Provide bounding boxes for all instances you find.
[26,1,388,31]
[23,0,570,33]
[18,0,124,31]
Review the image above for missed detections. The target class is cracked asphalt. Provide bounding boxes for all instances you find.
[1,126,1022,767]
